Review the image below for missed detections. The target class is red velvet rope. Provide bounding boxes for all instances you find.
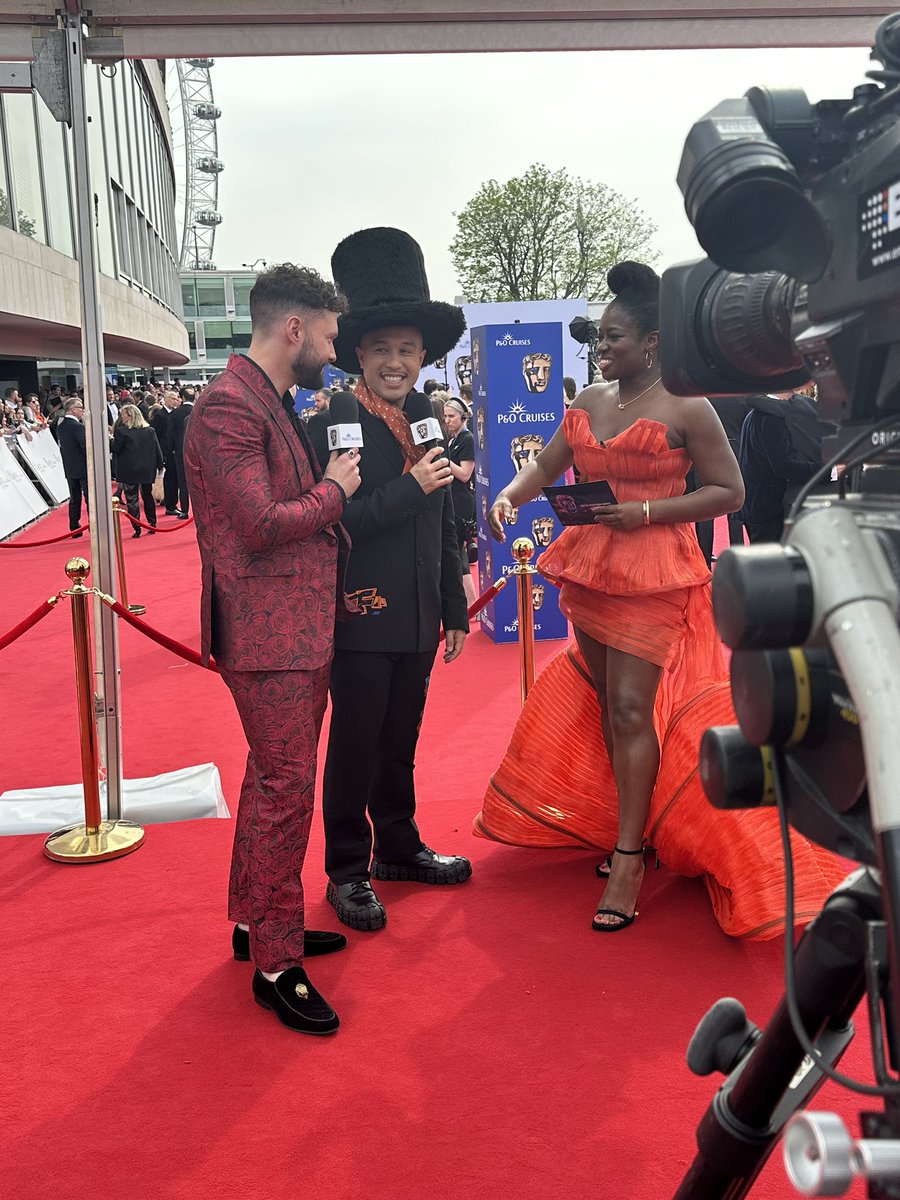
[104,596,219,672]
[0,597,58,651]
[440,576,509,641]
[0,524,88,548]
[117,509,194,533]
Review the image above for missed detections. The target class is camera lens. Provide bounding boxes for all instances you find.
[702,270,803,379]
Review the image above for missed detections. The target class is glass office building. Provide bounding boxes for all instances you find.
[0,58,189,394]
[179,270,257,379]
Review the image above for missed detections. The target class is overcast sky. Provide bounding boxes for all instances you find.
[191,45,872,300]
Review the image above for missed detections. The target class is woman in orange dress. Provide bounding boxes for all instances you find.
[480,262,844,935]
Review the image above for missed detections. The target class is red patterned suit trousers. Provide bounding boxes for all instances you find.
[220,663,331,973]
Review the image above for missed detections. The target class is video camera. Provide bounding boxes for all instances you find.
[661,13,900,1198]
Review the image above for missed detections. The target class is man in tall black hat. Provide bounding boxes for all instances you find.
[312,227,472,931]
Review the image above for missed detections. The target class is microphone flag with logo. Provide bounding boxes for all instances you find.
[404,390,444,452]
[326,390,364,454]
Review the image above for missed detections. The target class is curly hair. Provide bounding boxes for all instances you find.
[249,263,347,331]
[606,261,660,336]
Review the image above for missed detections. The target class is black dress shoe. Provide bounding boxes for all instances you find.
[251,968,339,1035]
[231,924,347,961]
[176,512,190,520]
[164,508,179,516]
[371,846,473,885]
[326,880,386,931]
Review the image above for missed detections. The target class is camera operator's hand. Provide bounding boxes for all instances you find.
[324,448,362,498]
[489,495,516,542]
[590,502,644,530]
[410,446,453,495]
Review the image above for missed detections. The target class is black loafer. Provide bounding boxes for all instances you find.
[371,846,472,885]
[232,925,348,962]
[252,967,339,1035]
[326,880,386,931]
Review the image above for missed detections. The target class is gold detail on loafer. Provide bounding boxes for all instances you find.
[295,982,309,1000]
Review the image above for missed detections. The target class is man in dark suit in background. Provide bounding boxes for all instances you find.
[313,227,471,933]
[152,390,181,514]
[169,386,195,518]
[57,397,89,535]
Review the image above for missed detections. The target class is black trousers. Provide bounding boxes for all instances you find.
[123,481,156,531]
[745,516,784,544]
[66,476,89,530]
[323,647,435,883]
[163,451,179,510]
[173,450,190,515]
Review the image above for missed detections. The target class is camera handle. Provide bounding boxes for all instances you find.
[673,868,882,1199]
[790,504,900,1035]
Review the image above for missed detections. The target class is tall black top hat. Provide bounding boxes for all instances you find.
[331,227,466,373]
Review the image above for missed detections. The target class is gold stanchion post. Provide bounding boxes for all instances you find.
[112,498,146,616]
[511,536,537,705]
[44,558,145,863]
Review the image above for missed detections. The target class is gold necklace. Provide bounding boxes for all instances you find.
[617,377,661,411]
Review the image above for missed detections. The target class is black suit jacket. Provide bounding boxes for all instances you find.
[152,405,175,456]
[57,416,87,479]
[169,401,194,455]
[113,425,165,485]
[310,400,468,654]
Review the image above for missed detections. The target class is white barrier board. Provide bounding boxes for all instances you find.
[15,426,69,505]
[0,762,230,834]
[0,437,48,540]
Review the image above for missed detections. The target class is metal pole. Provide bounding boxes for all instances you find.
[44,558,144,864]
[63,12,124,820]
[511,537,537,704]
[111,498,146,615]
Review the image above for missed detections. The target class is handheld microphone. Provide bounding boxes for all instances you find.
[404,391,445,453]
[325,390,363,454]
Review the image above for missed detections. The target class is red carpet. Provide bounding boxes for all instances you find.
[1,508,871,1199]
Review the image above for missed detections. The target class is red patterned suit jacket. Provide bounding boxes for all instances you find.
[184,353,355,671]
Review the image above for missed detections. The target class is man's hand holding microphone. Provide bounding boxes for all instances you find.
[405,392,453,495]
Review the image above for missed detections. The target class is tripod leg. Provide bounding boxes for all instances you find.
[673,870,882,1199]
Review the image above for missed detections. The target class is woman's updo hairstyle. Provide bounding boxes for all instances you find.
[606,261,660,337]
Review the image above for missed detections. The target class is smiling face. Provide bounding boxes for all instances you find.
[595,303,658,385]
[357,326,426,405]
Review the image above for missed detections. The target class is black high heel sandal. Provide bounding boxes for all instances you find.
[596,839,660,878]
[593,845,645,933]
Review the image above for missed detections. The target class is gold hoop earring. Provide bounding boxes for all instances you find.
[645,350,653,369]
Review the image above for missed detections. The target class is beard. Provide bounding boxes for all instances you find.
[290,344,326,391]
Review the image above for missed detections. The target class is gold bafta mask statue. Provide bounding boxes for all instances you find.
[532,515,554,547]
[510,433,544,474]
[507,507,518,525]
[472,340,481,376]
[455,355,473,391]
[522,352,553,394]
[476,406,486,451]
[532,583,546,611]
[485,548,493,580]
[481,493,488,521]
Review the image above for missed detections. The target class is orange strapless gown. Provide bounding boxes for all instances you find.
[474,412,845,939]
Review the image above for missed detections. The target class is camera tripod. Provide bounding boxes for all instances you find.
[673,867,900,1197]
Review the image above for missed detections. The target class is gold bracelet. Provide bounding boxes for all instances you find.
[642,500,651,526]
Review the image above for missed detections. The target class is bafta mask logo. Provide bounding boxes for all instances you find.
[522,352,553,394]
[481,493,488,521]
[416,421,429,440]
[511,433,544,474]
[532,583,546,611]
[472,340,481,377]
[532,515,554,547]
[455,355,472,391]
[485,548,493,580]
[328,427,339,449]
[476,407,486,451]
[507,507,519,525]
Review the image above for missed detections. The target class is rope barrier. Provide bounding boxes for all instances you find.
[118,508,194,533]
[101,594,219,673]
[0,525,88,548]
[0,595,59,651]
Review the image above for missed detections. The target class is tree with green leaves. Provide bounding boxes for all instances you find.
[0,189,37,239]
[450,164,657,303]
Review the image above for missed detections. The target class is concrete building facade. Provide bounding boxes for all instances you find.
[0,57,189,394]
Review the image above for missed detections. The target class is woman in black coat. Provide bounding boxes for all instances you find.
[113,404,164,537]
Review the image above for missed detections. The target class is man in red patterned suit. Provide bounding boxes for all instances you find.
[184,264,361,1036]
